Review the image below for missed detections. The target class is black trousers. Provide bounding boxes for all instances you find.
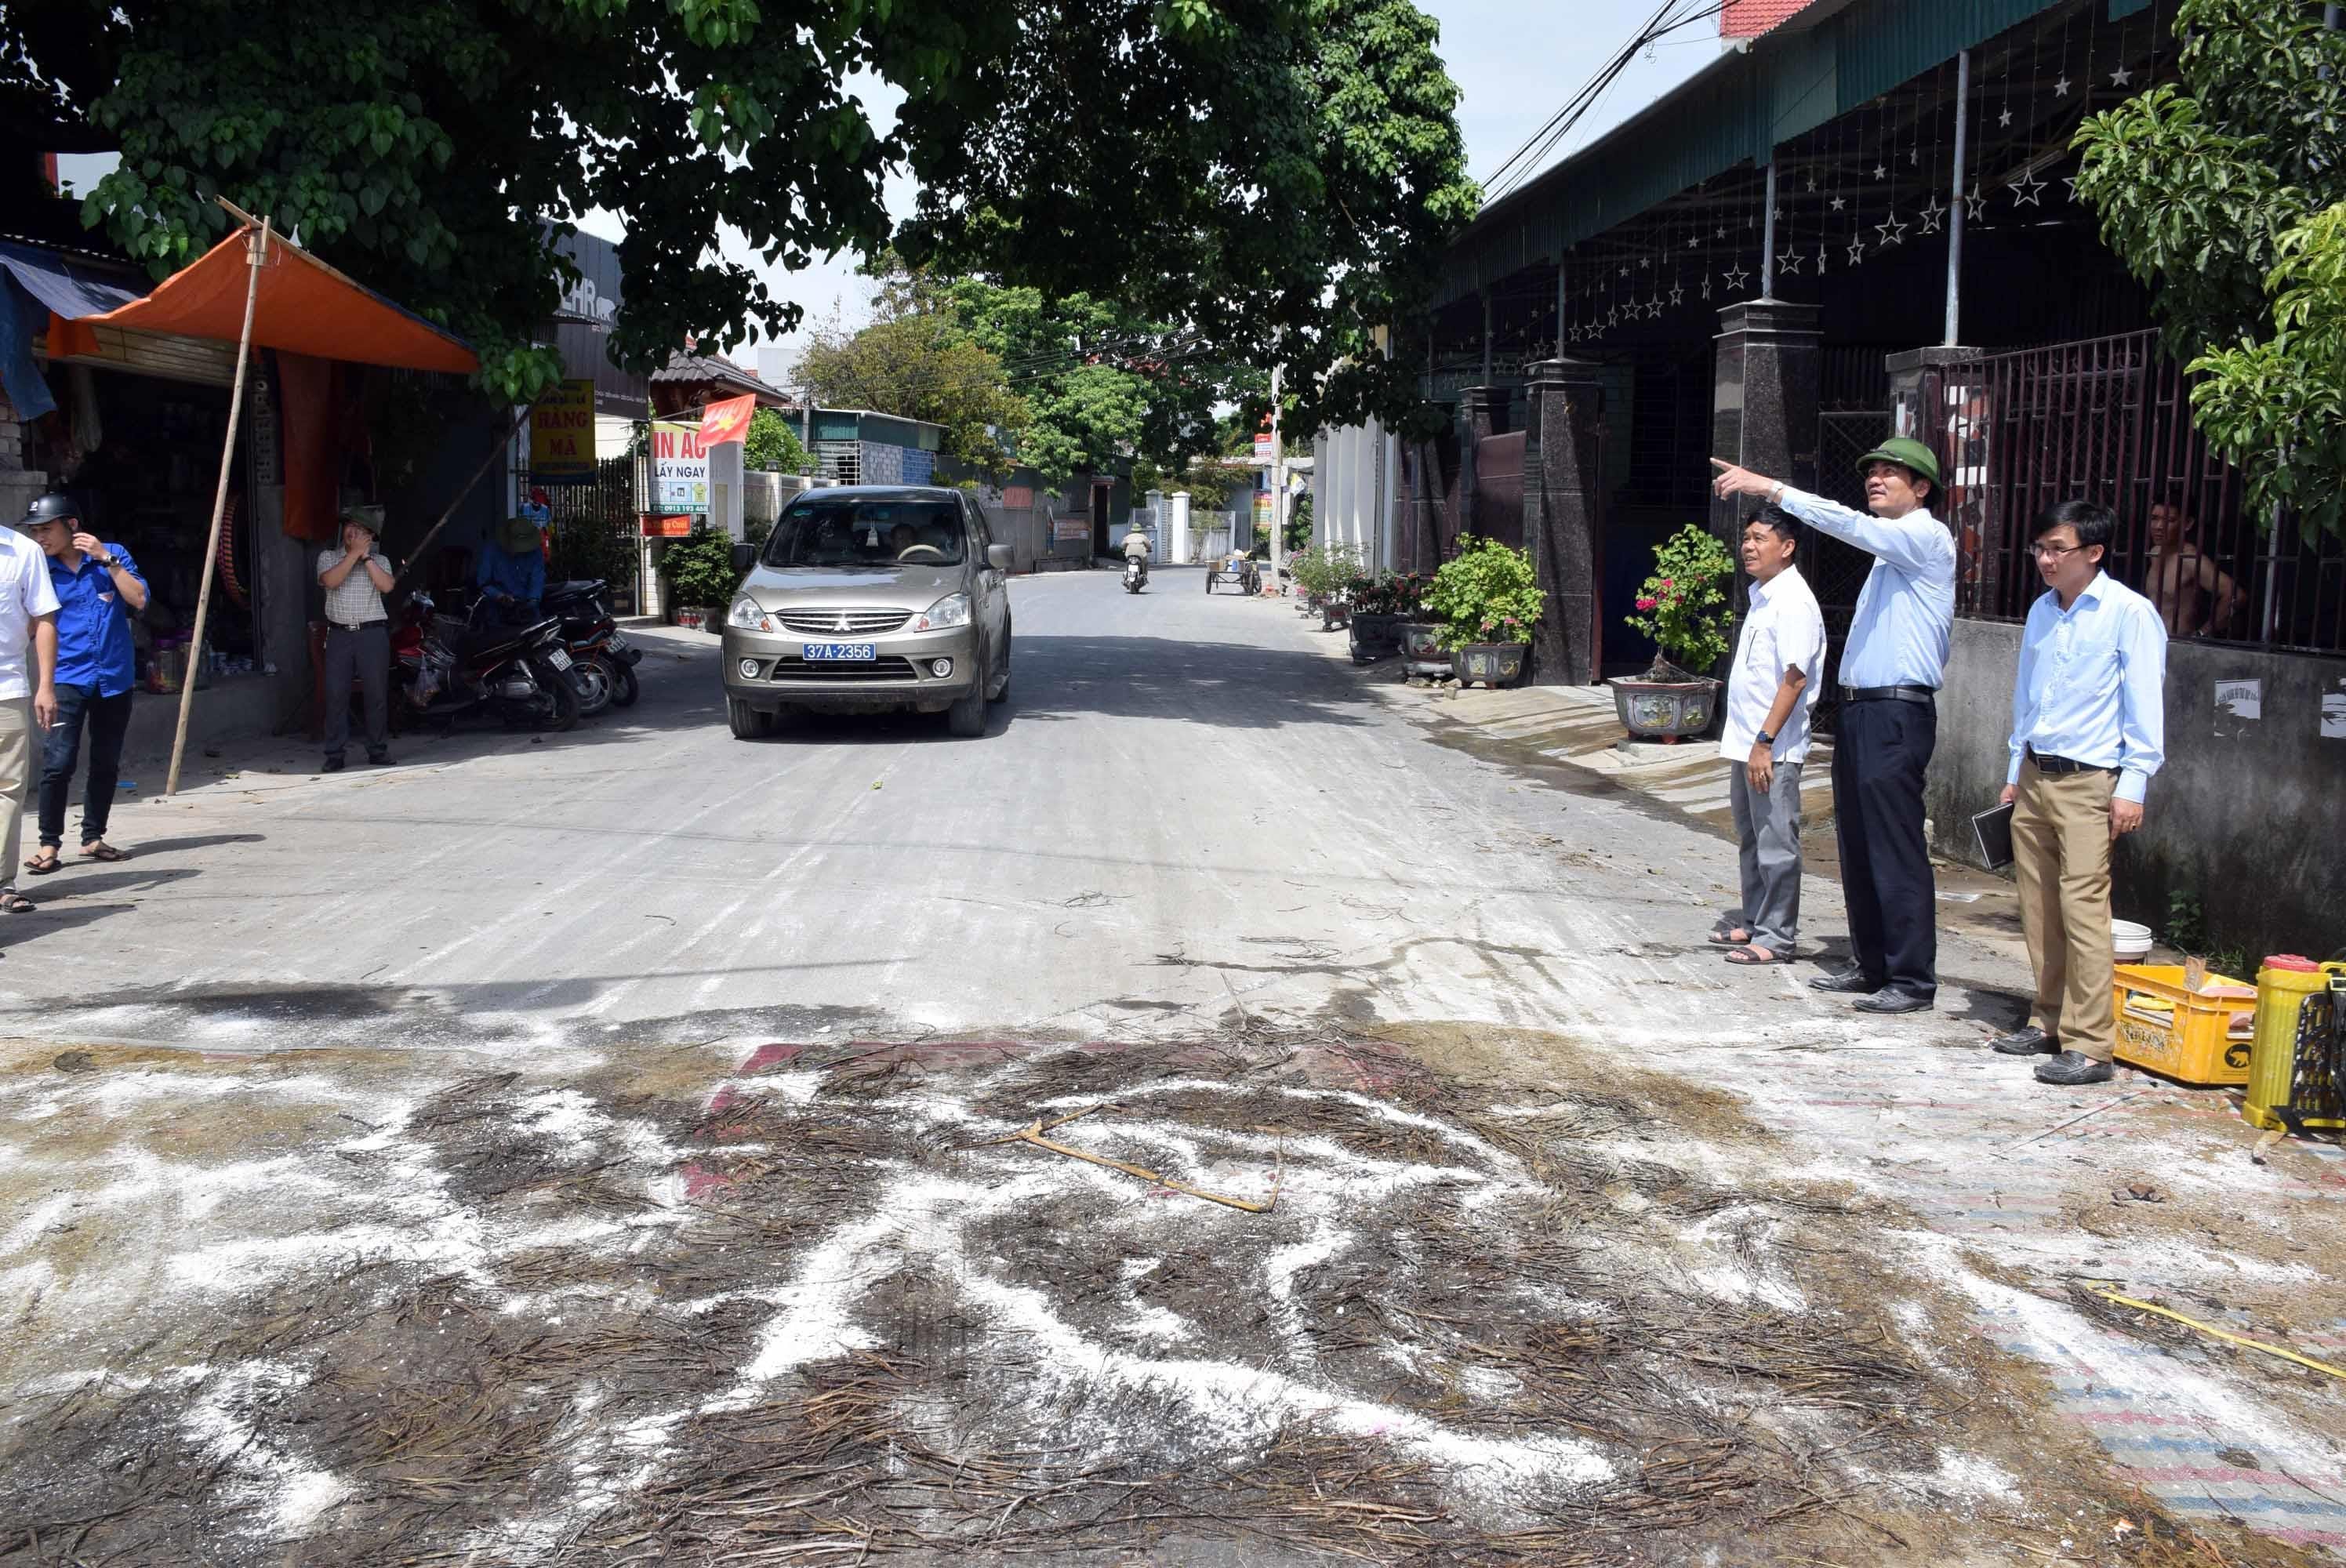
[324,622,390,757]
[1829,697,1937,997]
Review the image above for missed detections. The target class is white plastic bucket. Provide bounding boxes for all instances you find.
[2112,918,2154,961]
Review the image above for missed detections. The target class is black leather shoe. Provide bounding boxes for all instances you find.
[2036,1050,2115,1085]
[1807,967,1883,995]
[1853,988,1934,1015]
[322,753,346,774]
[367,750,395,767]
[1992,1025,2056,1055]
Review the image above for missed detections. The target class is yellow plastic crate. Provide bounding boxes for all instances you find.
[2115,964,2260,1086]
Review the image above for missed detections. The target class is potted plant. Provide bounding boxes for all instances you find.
[1425,536,1544,688]
[1346,571,1422,662]
[1287,543,1361,626]
[661,524,741,632]
[1613,524,1738,740]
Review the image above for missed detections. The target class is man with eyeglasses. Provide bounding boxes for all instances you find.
[1712,437,1956,1015]
[1990,499,2167,1086]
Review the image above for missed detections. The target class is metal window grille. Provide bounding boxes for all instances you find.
[1963,330,2345,654]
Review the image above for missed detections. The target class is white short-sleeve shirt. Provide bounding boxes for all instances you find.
[1719,563,1828,764]
[0,528,61,700]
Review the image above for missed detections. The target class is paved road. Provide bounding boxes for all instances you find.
[0,565,1738,1054]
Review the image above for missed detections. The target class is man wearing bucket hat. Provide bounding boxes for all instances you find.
[316,503,396,772]
[477,513,547,622]
[1712,436,1956,1015]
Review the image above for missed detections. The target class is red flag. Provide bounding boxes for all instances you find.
[700,394,756,445]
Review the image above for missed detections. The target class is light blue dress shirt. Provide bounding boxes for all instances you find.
[2006,570,2168,804]
[1774,488,1956,689]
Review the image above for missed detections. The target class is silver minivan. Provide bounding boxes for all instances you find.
[720,486,1013,739]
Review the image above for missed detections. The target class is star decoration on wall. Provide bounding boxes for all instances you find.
[1687,234,1701,249]
[2054,74,2072,97]
[2062,175,2080,202]
[1607,307,1620,327]
[1568,325,1585,343]
[1716,224,1727,238]
[1640,255,1651,269]
[1648,297,1666,319]
[1847,235,1868,267]
[1966,184,1989,220]
[1918,194,1948,234]
[1830,194,1847,212]
[1805,174,1818,193]
[2110,64,2134,87]
[1814,242,1829,275]
[1723,263,1751,292]
[1872,162,1888,180]
[1619,264,1630,278]
[1875,210,1909,247]
[1775,247,1807,277]
[1668,284,1685,307]
[2009,169,2047,207]
[1909,147,1919,166]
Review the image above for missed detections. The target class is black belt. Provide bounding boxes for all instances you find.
[330,619,388,631]
[1843,684,1936,706]
[2026,747,2116,775]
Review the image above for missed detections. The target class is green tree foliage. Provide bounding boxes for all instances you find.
[2073,0,2346,535]
[743,408,810,475]
[794,269,1026,477]
[896,0,1476,440]
[659,524,740,610]
[8,0,1472,421]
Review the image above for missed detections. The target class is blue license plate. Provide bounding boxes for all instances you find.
[803,642,877,662]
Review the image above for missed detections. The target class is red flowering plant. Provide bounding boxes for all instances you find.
[1623,525,1738,679]
[1346,572,1430,616]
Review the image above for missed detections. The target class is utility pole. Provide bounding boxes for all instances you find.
[1269,361,1286,581]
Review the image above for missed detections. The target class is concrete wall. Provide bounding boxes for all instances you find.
[1930,617,2346,961]
[1310,420,1394,573]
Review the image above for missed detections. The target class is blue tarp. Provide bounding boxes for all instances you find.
[0,241,144,423]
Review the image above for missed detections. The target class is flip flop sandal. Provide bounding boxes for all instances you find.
[1706,928,1752,946]
[0,891,33,913]
[1723,944,1795,966]
[79,844,129,863]
[22,851,60,877]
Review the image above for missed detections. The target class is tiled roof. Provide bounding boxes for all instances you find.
[1722,0,1829,37]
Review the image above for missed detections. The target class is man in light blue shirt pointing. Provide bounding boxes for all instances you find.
[1712,436,1956,1014]
[1989,499,2167,1086]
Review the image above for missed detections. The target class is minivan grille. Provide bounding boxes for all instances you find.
[774,607,910,637]
[767,656,920,683]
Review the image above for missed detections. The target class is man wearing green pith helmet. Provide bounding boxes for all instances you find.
[1711,437,1956,1017]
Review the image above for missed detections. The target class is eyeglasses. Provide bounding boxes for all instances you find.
[2030,543,2085,561]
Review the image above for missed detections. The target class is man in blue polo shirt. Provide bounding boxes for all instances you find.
[20,495,146,874]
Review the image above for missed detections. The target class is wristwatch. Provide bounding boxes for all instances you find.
[1754,730,1776,746]
[96,554,119,570]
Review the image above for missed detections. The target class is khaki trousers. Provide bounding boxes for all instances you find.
[2011,758,2117,1062]
[0,697,31,887]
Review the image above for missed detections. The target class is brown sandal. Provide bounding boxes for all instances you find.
[79,842,129,863]
[23,849,60,876]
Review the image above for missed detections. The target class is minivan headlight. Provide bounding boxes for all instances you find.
[912,592,971,632]
[728,595,772,632]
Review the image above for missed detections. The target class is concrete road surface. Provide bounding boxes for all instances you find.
[3,566,2341,1566]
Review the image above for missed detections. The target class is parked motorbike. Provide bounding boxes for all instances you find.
[1122,556,1149,593]
[543,579,641,710]
[391,593,581,733]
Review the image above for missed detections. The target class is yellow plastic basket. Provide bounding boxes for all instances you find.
[2115,964,2260,1086]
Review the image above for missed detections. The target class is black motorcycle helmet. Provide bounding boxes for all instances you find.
[18,493,78,531]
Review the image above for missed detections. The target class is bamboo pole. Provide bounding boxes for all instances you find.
[165,219,270,798]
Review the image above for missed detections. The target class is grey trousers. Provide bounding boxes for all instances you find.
[1726,758,1806,952]
[324,622,390,758]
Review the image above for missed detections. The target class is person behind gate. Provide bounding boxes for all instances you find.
[1712,510,1825,967]
[1709,437,1955,1014]
[20,494,146,877]
[1991,499,2167,1087]
[317,503,396,773]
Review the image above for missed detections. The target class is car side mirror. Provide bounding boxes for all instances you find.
[986,544,1012,572]
[731,542,757,575]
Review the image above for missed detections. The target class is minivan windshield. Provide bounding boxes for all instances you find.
[761,498,967,568]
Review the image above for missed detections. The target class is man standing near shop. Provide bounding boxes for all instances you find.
[1712,510,1826,967]
[20,495,144,874]
[0,497,60,920]
[317,503,395,772]
[1711,437,1956,1014]
[1992,499,2166,1086]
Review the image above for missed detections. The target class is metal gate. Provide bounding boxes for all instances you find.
[527,453,645,614]
[1806,412,1889,734]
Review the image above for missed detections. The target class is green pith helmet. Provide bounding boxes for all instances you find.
[1854,436,1941,489]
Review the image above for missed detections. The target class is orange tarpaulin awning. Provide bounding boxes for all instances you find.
[46,223,478,376]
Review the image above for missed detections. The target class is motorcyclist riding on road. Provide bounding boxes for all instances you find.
[1120,522,1152,585]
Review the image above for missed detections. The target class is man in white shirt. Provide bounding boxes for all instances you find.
[2,498,62,922]
[1713,511,1826,967]
[316,503,396,772]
